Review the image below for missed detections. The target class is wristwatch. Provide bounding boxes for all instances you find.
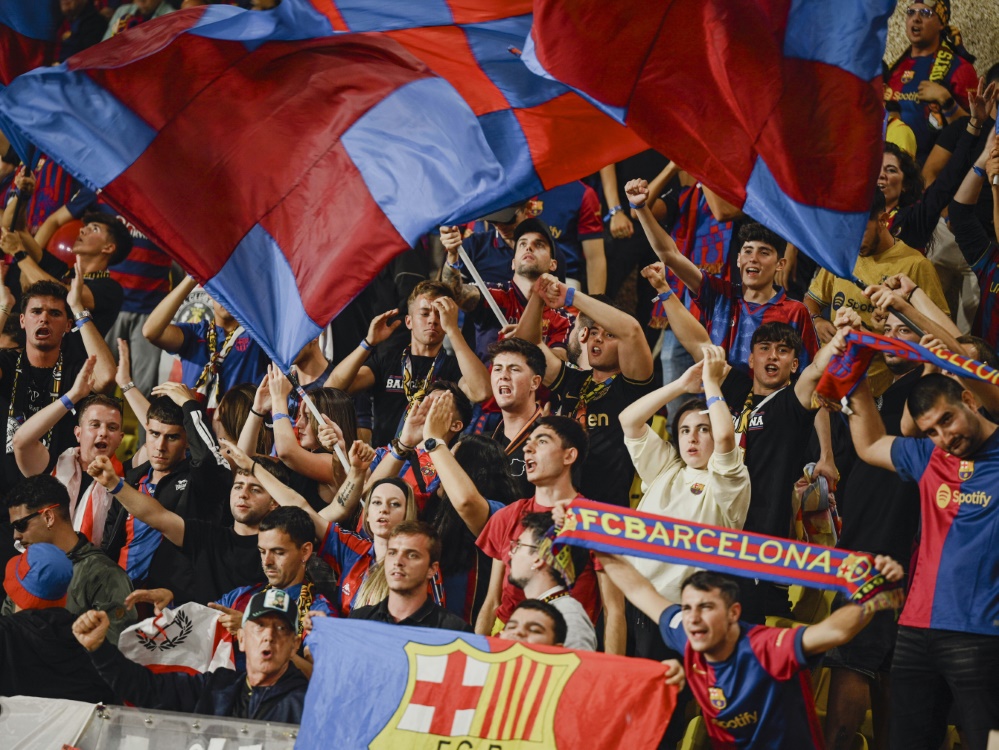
[424,438,444,453]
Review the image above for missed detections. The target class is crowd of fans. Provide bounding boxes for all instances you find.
[1,1,999,749]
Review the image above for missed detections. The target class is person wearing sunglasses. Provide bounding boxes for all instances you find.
[885,0,978,164]
[2,474,135,644]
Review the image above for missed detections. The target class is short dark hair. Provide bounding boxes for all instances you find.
[750,321,802,358]
[145,395,184,426]
[680,570,741,607]
[258,506,315,548]
[426,380,473,430]
[389,520,441,565]
[534,416,588,465]
[488,337,546,378]
[882,143,923,210]
[670,398,708,449]
[7,474,71,521]
[81,212,133,266]
[737,222,787,258]
[520,512,554,546]
[511,599,568,646]
[250,455,292,487]
[907,373,967,420]
[21,281,68,315]
[957,335,999,370]
[407,280,454,308]
[77,394,122,425]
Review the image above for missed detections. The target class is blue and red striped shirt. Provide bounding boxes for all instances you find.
[117,468,161,583]
[970,242,999,351]
[659,605,822,749]
[692,272,818,374]
[891,430,999,635]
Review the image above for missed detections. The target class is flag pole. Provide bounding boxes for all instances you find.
[287,370,350,473]
[457,246,509,328]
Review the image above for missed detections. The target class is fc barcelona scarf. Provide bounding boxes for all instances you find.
[541,499,904,614]
[813,331,999,411]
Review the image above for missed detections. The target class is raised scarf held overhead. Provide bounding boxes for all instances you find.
[541,498,904,615]
[813,331,999,411]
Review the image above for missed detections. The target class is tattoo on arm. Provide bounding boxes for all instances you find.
[442,264,480,311]
[335,480,355,507]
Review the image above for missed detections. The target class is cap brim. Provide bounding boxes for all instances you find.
[480,208,521,224]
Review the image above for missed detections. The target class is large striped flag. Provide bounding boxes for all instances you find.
[524,0,895,279]
[301,619,675,748]
[0,1,58,86]
[0,1,645,368]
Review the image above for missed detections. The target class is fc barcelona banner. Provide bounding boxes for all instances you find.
[548,499,903,612]
[299,619,675,749]
[814,330,999,409]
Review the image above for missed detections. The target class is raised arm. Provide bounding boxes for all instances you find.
[324,309,399,393]
[845,378,897,472]
[536,274,653,381]
[644,161,682,215]
[13,355,96,476]
[237,376,270,455]
[88,456,186,546]
[513,289,564,386]
[594,551,672,623]
[115,339,149,428]
[317,440,374,525]
[701,346,735,455]
[626,179,703,293]
[801,555,904,655]
[435,296,492,403]
[67,262,116,391]
[599,163,633,241]
[795,308,857,409]
[619,358,703,438]
[141,275,198,353]
[267,365,337,483]
[640,262,711,360]
[423,392,493,535]
[439,226,481,311]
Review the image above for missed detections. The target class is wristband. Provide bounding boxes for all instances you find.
[447,258,464,270]
[110,477,125,495]
[272,412,290,423]
[654,289,673,303]
[60,394,75,411]
[74,315,92,330]
[604,205,623,221]
[705,395,725,409]
[249,407,264,417]
[628,202,643,210]
[359,338,373,352]
[12,250,28,263]
[389,446,407,461]
[121,381,135,395]
[564,286,576,308]
[905,285,919,303]
[973,166,987,179]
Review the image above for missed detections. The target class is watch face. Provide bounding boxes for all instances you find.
[425,438,439,452]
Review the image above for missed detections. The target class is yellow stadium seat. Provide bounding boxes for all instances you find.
[678,716,709,750]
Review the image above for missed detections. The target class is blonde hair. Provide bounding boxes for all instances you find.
[354,479,418,608]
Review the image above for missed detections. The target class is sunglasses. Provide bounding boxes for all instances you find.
[11,504,60,533]
[906,8,934,18]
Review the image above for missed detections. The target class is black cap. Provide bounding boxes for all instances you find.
[481,201,528,224]
[512,217,556,253]
[241,588,298,631]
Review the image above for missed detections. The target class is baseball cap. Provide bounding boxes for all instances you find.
[513,217,556,253]
[4,542,73,610]
[480,201,528,224]
[241,588,298,631]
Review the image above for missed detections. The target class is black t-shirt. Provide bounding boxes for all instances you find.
[39,252,123,337]
[722,375,814,538]
[182,520,266,605]
[837,369,921,567]
[0,346,86,492]
[489,418,537,500]
[549,363,656,506]
[365,340,463,447]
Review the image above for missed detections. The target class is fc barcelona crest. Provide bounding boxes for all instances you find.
[370,640,580,749]
[901,70,914,83]
[690,483,705,496]
[959,460,974,481]
[709,686,727,710]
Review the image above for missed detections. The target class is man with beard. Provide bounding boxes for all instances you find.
[441,218,573,361]
[847,370,999,749]
[13,357,123,546]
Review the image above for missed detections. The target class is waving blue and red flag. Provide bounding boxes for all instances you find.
[0,1,645,368]
[0,0,58,85]
[524,0,895,279]
[301,618,674,749]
